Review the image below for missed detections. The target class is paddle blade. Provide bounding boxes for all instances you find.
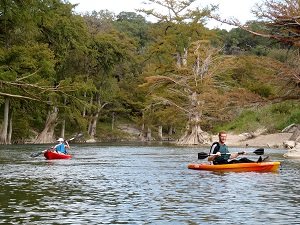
[198,152,209,159]
[30,151,43,157]
[76,133,84,138]
[68,133,83,142]
[254,148,264,155]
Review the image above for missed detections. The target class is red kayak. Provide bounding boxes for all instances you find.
[44,150,72,160]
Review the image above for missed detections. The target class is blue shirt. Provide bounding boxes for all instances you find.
[55,143,67,154]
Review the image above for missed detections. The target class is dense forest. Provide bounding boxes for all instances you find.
[0,0,299,145]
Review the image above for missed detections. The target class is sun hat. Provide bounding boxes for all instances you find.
[57,137,64,142]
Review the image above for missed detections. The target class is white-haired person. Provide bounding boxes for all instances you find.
[53,137,70,154]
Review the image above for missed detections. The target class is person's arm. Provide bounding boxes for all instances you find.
[229,151,245,159]
[65,141,70,149]
[53,144,59,152]
[208,151,221,161]
[207,144,220,161]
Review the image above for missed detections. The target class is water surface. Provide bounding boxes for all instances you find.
[0,144,299,224]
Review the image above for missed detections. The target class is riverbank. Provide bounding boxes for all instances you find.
[117,124,293,148]
[211,132,293,148]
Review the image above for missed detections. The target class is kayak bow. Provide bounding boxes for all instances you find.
[188,161,280,172]
[44,150,72,160]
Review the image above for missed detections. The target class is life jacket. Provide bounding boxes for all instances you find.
[209,142,220,154]
[55,143,66,154]
[210,142,230,164]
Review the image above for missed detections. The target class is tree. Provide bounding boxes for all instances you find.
[138,0,221,144]
[220,24,278,56]
[0,0,94,144]
[32,0,93,143]
[212,0,300,98]
[0,0,57,144]
[115,11,151,50]
[251,0,300,47]
[82,12,141,141]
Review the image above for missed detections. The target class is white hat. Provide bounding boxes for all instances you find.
[57,138,64,142]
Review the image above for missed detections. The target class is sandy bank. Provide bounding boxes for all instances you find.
[211,132,293,148]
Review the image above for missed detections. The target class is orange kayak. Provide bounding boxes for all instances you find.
[188,162,280,172]
[44,150,72,160]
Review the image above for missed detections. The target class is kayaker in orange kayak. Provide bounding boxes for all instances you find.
[52,137,70,154]
[208,131,268,164]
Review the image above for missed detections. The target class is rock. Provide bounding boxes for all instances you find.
[282,123,297,132]
[283,140,300,150]
[283,140,300,158]
[282,123,300,142]
[86,139,96,143]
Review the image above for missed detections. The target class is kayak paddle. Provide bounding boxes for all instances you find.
[30,133,83,157]
[67,133,83,142]
[30,148,50,158]
[197,148,264,160]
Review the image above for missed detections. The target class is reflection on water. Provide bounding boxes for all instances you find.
[0,144,300,224]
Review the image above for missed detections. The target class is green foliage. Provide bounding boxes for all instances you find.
[95,121,133,141]
[217,55,283,99]
[11,100,47,142]
[115,11,151,49]
[0,0,299,143]
[222,23,278,56]
[0,44,55,79]
[12,117,33,143]
[216,101,300,133]
[216,110,261,133]
[247,83,273,98]
[91,33,129,74]
[266,48,287,62]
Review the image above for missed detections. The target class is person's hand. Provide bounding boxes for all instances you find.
[216,152,221,157]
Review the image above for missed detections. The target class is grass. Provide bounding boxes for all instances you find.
[215,100,300,134]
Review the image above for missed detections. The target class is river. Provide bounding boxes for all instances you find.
[0,143,299,224]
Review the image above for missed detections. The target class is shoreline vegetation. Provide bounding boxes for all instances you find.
[85,124,294,149]
[1,1,300,146]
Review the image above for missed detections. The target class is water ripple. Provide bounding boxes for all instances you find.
[0,145,299,224]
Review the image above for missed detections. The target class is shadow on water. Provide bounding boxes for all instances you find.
[0,144,300,224]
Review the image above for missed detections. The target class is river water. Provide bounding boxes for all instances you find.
[0,143,299,225]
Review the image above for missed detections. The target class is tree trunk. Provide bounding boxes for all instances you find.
[88,103,99,139]
[87,94,107,140]
[83,92,87,117]
[34,107,58,144]
[112,112,115,130]
[177,92,209,145]
[168,126,172,136]
[182,48,188,66]
[89,113,98,139]
[0,98,10,144]
[60,97,67,138]
[146,127,152,141]
[158,125,163,140]
[177,123,208,145]
[60,119,65,138]
[7,109,12,144]
[87,94,93,136]
[139,112,146,141]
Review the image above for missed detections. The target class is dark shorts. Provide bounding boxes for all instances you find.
[213,157,254,165]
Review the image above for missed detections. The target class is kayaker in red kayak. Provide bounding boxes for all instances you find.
[52,137,70,154]
[208,131,268,164]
